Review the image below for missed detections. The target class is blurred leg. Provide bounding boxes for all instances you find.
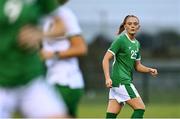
[55,85,84,118]
[21,77,68,118]
[68,88,83,117]
[0,88,17,118]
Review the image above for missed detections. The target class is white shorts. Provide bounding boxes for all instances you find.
[0,77,67,118]
[109,83,140,103]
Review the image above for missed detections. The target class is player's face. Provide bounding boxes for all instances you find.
[124,17,140,35]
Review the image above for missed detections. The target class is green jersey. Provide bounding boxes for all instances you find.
[0,0,58,87]
[108,34,141,86]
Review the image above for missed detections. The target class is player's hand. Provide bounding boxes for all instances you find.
[18,25,43,50]
[149,68,158,77]
[105,78,112,88]
[40,50,55,60]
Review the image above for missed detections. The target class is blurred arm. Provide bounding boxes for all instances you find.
[56,35,87,59]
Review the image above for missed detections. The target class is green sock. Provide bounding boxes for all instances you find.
[106,112,117,119]
[131,109,145,118]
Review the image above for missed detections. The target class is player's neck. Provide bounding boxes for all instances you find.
[126,33,135,40]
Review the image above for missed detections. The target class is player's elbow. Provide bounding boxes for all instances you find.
[135,60,141,71]
[135,64,141,72]
[81,44,88,55]
[77,44,88,56]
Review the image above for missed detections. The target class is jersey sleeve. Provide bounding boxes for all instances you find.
[38,0,59,14]
[136,41,141,60]
[108,36,122,55]
[55,7,82,37]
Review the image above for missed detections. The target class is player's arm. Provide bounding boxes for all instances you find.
[18,25,43,50]
[18,0,60,50]
[135,60,158,76]
[102,51,113,88]
[102,36,121,88]
[40,35,87,60]
[18,18,66,51]
[56,35,87,58]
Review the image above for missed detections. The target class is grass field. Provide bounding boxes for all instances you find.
[14,91,180,118]
[77,92,180,118]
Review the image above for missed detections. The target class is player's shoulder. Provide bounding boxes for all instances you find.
[114,34,126,42]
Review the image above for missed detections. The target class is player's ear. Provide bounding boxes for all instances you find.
[124,24,127,30]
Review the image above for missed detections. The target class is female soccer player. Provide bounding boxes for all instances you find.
[0,0,67,118]
[102,15,158,118]
[40,0,87,117]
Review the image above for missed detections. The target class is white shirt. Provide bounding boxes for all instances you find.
[42,6,84,89]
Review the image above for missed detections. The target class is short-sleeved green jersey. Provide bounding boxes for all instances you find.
[0,0,58,87]
[108,33,141,86]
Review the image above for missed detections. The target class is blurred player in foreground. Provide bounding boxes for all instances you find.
[102,15,158,118]
[0,0,67,118]
[40,0,87,117]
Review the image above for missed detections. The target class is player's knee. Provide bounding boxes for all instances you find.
[134,104,145,110]
[140,104,145,110]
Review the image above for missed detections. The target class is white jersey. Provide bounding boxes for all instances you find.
[42,6,84,89]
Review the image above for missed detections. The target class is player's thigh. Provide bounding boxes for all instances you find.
[57,86,84,106]
[55,85,84,116]
[107,99,123,114]
[126,97,145,109]
[0,88,18,118]
[21,77,67,117]
[67,88,84,116]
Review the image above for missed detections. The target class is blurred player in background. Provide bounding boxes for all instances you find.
[102,15,158,118]
[0,0,67,118]
[40,0,87,118]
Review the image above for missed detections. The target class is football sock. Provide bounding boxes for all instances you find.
[131,109,145,118]
[106,112,117,119]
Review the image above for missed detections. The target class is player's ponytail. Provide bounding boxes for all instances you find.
[117,15,139,35]
[117,23,125,35]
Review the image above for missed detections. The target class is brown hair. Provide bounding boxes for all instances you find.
[117,15,139,35]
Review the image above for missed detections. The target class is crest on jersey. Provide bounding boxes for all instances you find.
[4,0,23,23]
